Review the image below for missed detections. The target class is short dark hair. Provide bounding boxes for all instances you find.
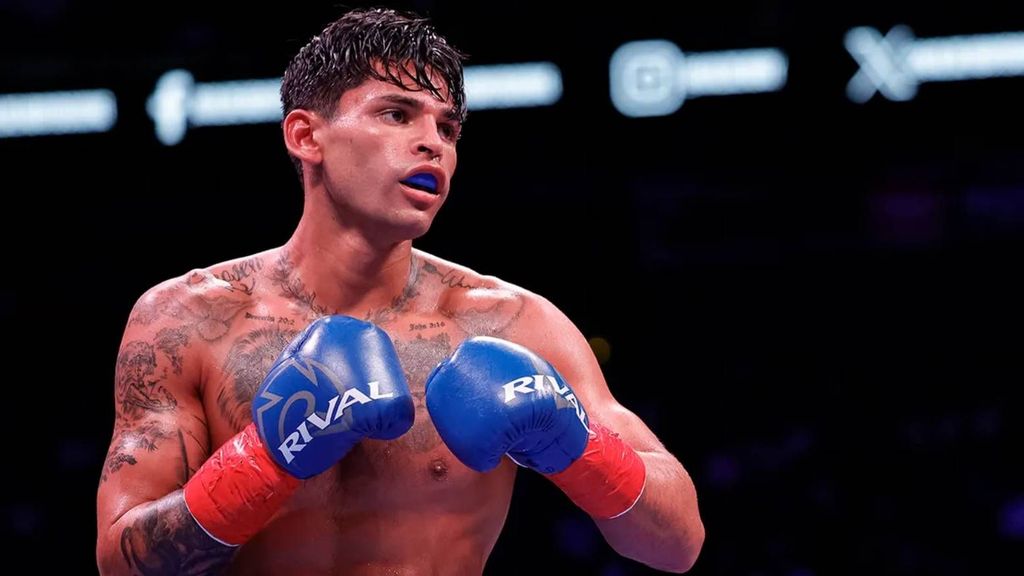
[281,8,467,176]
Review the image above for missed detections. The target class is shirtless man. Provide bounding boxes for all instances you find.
[95,8,704,575]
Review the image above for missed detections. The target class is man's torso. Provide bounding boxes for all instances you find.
[153,248,529,574]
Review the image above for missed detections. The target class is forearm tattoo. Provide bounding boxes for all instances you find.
[119,492,235,575]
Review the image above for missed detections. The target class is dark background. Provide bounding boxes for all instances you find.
[3,0,1022,574]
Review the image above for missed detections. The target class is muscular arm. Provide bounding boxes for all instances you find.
[113,492,233,575]
[589,407,704,573]
[505,295,705,573]
[96,284,236,575]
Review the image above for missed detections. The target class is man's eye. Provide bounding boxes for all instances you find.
[441,124,461,141]
[383,110,406,123]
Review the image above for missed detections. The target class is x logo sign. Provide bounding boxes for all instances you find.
[846,25,918,102]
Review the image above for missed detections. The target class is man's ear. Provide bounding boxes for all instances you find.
[282,109,322,167]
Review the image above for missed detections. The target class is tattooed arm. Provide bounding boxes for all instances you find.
[96,284,234,575]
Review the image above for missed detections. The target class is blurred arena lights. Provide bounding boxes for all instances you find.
[0,89,116,138]
[463,62,562,110]
[0,63,561,144]
[146,70,281,146]
[846,27,1024,102]
[609,39,788,117]
[5,25,1022,139]
[147,63,562,145]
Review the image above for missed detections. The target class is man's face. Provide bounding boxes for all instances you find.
[312,68,461,243]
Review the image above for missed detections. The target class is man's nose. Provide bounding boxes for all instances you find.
[416,143,440,161]
[411,119,445,160]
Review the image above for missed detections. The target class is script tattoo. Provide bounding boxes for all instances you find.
[217,326,299,432]
[392,333,453,452]
[271,252,327,318]
[421,260,477,289]
[217,256,264,295]
[119,492,235,575]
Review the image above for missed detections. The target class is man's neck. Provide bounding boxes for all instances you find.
[280,215,415,316]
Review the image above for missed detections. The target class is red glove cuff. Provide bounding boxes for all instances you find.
[182,422,301,546]
[546,422,646,519]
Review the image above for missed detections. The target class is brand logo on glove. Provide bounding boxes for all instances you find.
[254,358,395,464]
[502,374,590,432]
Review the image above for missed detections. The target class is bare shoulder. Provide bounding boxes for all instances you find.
[201,249,278,295]
[413,249,569,340]
[125,257,260,344]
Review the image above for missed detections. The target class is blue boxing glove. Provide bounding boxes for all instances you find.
[424,336,590,473]
[184,315,413,545]
[425,336,646,519]
[253,315,415,478]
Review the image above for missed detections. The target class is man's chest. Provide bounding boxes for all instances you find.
[199,308,496,503]
[201,308,470,443]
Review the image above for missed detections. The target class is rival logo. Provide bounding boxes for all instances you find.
[254,357,395,464]
[276,381,393,463]
[502,374,590,432]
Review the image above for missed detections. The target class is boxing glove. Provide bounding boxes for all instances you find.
[425,336,645,519]
[184,315,413,545]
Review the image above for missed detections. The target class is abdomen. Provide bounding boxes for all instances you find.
[228,441,516,576]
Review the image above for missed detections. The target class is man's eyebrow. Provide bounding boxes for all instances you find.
[374,94,460,122]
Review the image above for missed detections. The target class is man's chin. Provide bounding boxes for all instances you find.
[377,216,435,244]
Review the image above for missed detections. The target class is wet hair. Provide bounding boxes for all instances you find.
[281,8,467,177]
